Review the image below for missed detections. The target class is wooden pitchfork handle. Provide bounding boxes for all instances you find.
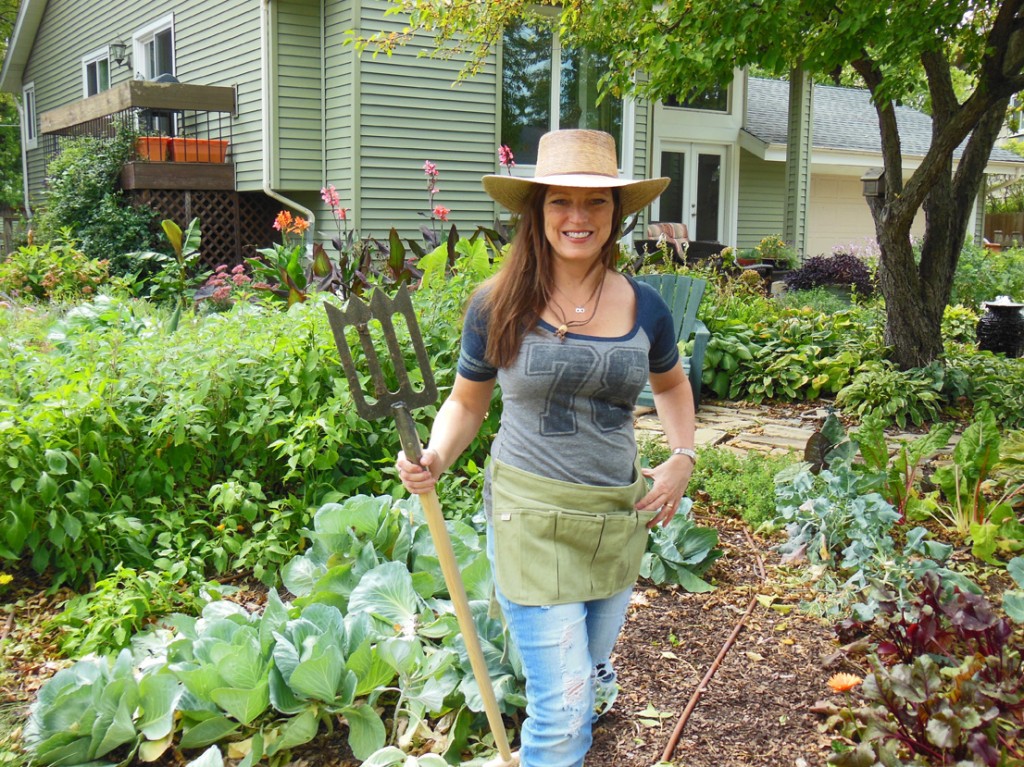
[393,407,519,767]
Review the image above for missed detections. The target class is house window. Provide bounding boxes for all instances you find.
[134,15,175,81]
[501,21,622,166]
[82,48,111,97]
[22,82,37,150]
[664,84,729,112]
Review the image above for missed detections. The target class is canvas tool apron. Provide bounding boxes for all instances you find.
[490,457,656,606]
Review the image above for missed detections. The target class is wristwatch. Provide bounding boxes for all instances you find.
[670,447,697,463]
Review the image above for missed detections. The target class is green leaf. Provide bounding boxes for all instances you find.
[137,674,184,740]
[288,647,344,703]
[178,716,240,750]
[45,449,69,475]
[268,708,320,755]
[210,681,269,726]
[347,639,396,697]
[161,219,183,257]
[341,703,386,760]
[348,561,422,629]
[1003,592,1024,623]
[1007,557,1024,588]
[184,745,224,767]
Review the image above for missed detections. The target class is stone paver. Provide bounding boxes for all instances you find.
[636,403,962,457]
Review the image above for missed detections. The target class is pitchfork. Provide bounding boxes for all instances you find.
[324,290,519,767]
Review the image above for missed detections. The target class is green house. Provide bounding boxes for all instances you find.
[4,0,1023,264]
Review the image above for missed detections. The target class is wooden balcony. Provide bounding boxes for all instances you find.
[40,80,236,192]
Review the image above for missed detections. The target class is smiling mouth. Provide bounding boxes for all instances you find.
[564,231,592,240]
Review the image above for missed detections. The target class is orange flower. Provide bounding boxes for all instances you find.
[273,210,294,232]
[827,673,863,693]
[290,216,310,233]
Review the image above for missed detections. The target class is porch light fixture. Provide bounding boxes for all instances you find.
[108,40,131,68]
[861,167,885,198]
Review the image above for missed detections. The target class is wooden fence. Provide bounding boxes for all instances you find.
[985,212,1024,247]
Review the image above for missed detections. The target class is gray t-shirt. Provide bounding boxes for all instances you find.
[458,276,679,507]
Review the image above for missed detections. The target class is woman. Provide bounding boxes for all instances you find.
[397,129,697,767]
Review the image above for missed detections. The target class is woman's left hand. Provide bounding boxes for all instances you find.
[637,454,695,528]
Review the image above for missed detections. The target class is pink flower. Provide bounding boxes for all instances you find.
[336,207,349,221]
[232,273,251,286]
[423,161,438,177]
[231,264,245,274]
[433,205,450,222]
[321,184,340,208]
[499,144,515,168]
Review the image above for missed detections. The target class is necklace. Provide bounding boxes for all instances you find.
[550,270,607,340]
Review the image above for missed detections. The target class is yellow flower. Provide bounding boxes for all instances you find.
[0,573,12,585]
[827,672,863,693]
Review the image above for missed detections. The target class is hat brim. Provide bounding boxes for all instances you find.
[482,174,670,218]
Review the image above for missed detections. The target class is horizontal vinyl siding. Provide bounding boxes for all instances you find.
[174,2,262,189]
[274,0,324,189]
[356,0,498,240]
[323,0,356,216]
[21,0,261,194]
[737,150,785,250]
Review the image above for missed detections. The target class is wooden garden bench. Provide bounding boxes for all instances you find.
[635,273,710,410]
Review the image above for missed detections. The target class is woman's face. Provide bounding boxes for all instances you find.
[542,185,614,267]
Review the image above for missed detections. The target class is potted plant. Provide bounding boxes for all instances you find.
[135,134,171,161]
[754,234,799,270]
[169,137,229,163]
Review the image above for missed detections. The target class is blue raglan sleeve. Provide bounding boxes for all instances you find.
[457,293,498,381]
[635,281,680,374]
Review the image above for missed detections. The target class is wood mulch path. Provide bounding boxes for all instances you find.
[1,514,854,767]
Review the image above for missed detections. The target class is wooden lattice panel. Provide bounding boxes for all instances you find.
[129,190,279,270]
[239,193,280,262]
[190,192,238,270]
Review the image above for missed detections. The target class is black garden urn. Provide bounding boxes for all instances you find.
[976,298,1024,358]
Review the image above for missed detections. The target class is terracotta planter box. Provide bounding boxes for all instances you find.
[135,136,171,161]
[170,138,229,163]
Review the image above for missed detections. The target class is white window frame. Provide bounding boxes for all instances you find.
[22,82,37,150]
[502,27,632,178]
[81,47,111,97]
[132,14,176,81]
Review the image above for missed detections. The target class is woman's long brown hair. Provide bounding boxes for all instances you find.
[479,186,623,368]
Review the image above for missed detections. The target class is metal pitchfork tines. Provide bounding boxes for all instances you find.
[324,290,519,767]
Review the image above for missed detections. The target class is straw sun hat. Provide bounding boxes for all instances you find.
[482,130,670,218]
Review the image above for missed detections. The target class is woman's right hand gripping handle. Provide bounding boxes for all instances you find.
[396,448,442,496]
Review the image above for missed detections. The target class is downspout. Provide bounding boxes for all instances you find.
[14,98,33,220]
[260,0,314,245]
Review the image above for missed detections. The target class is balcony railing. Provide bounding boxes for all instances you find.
[40,80,237,191]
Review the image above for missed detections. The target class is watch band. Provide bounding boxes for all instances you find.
[671,447,697,463]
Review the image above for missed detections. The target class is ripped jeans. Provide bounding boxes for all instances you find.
[488,526,632,767]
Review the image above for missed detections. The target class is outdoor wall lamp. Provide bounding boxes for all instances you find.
[108,41,131,68]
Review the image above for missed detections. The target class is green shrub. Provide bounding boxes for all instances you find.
[0,248,494,589]
[688,446,796,529]
[0,234,109,301]
[34,132,159,273]
[46,566,215,657]
[834,361,946,428]
[775,286,861,316]
[950,242,1024,308]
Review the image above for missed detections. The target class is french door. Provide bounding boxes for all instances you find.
[655,143,726,243]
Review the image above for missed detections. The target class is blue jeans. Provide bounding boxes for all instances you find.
[488,526,633,767]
